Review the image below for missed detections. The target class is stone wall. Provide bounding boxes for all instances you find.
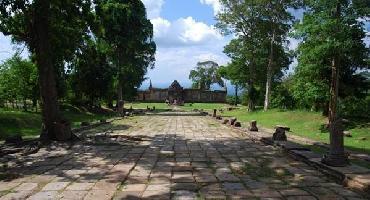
[183,89,226,103]
[136,88,226,103]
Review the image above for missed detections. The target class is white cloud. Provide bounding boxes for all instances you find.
[195,53,226,63]
[200,0,222,15]
[142,0,164,19]
[152,16,222,47]
[0,33,28,62]
[147,42,229,86]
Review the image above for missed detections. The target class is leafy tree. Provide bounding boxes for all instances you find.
[95,0,156,115]
[189,61,224,90]
[216,0,265,111]
[294,0,369,166]
[0,0,92,140]
[216,0,294,111]
[260,0,295,111]
[70,39,114,107]
[0,55,39,110]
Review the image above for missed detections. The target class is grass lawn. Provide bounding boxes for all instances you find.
[125,102,227,111]
[0,104,115,140]
[222,107,370,154]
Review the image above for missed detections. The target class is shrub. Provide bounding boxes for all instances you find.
[271,85,295,109]
[226,95,241,105]
[339,96,370,118]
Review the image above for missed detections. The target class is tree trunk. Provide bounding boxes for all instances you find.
[107,98,114,109]
[322,56,348,166]
[248,55,256,112]
[234,84,238,106]
[34,0,68,141]
[322,101,329,116]
[23,98,27,112]
[321,3,348,167]
[247,81,255,112]
[264,29,275,111]
[117,81,124,116]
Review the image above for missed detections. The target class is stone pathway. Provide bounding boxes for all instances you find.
[0,115,367,200]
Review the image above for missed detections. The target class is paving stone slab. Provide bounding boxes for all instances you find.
[42,182,70,191]
[14,182,38,191]
[0,115,367,200]
[65,182,95,191]
[58,190,88,200]
[27,191,59,200]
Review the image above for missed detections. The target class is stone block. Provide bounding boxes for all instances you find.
[272,127,287,141]
[230,118,237,126]
[249,120,258,132]
[222,119,229,124]
[234,122,241,127]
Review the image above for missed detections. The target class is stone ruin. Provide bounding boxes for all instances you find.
[136,80,227,103]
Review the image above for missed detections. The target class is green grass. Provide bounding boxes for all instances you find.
[181,103,228,111]
[125,102,227,111]
[222,107,370,154]
[0,104,115,140]
[125,102,171,110]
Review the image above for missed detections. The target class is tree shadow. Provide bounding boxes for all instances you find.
[0,116,367,199]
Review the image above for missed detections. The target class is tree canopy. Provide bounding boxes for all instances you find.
[189,61,224,90]
[0,0,156,140]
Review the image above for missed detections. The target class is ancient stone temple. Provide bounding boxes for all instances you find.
[136,80,226,103]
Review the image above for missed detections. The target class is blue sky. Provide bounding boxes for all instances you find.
[0,0,369,90]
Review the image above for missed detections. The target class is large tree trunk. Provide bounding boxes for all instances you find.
[264,29,275,111]
[34,0,69,141]
[247,52,256,112]
[322,57,348,166]
[322,56,348,166]
[321,3,348,167]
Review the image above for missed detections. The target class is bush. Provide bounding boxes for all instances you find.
[226,95,241,105]
[339,96,370,118]
[241,87,263,106]
[271,85,295,109]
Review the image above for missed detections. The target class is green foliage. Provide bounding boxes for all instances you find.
[339,96,370,118]
[0,55,38,110]
[70,39,114,106]
[271,84,295,109]
[226,95,241,105]
[95,0,156,98]
[292,0,370,111]
[189,61,224,90]
[216,0,295,111]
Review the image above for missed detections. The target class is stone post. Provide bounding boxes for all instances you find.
[322,119,349,166]
[249,120,258,131]
[230,118,237,126]
[213,109,217,117]
[272,127,287,141]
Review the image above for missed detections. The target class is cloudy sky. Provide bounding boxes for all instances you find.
[0,0,369,89]
[0,0,230,89]
[141,0,230,88]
